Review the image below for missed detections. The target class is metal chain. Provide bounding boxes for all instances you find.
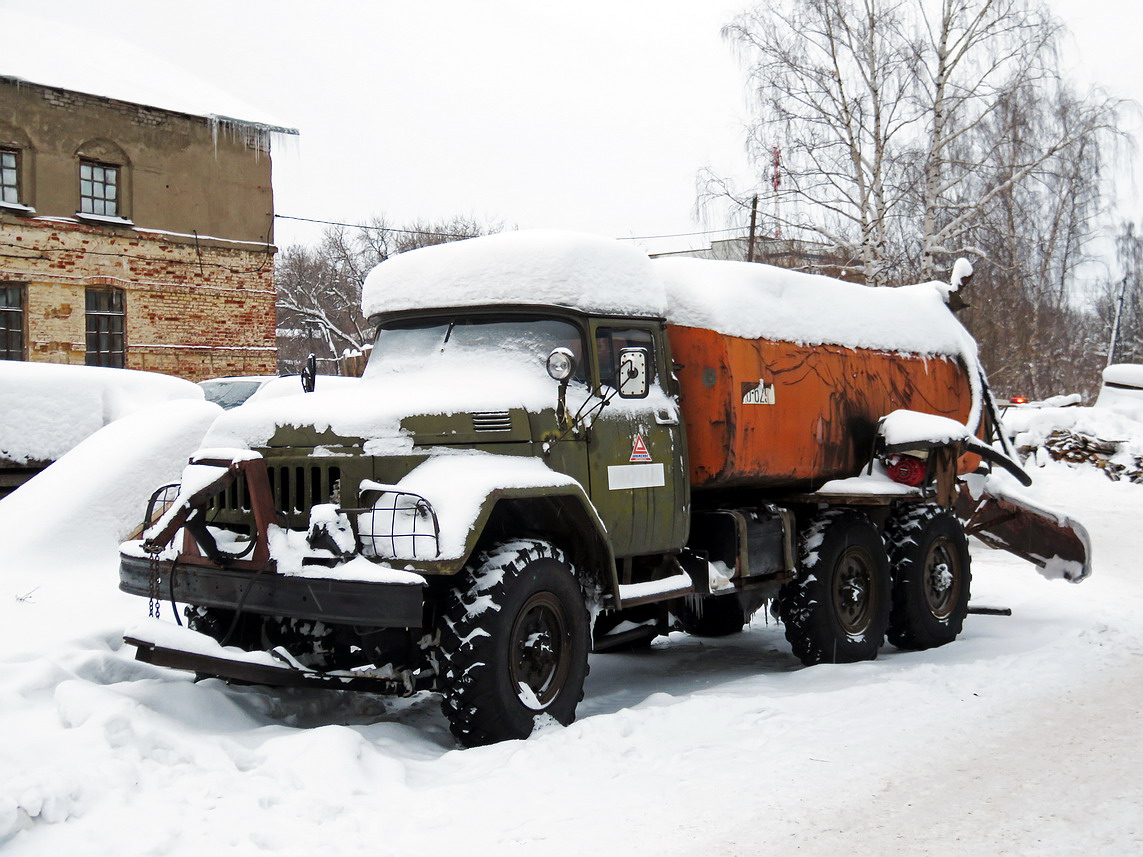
[148,552,161,620]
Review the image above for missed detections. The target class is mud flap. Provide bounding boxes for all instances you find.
[956,476,1092,582]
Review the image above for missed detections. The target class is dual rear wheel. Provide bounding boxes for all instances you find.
[778,506,971,666]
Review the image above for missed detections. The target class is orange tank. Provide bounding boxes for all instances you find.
[666,325,975,491]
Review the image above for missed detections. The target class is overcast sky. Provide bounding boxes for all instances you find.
[8,0,1142,267]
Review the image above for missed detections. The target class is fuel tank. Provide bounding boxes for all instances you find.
[667,325,974,491]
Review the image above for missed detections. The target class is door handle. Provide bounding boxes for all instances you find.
[655,409,679,426]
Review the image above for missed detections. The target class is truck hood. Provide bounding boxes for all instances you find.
[200,363,560,452]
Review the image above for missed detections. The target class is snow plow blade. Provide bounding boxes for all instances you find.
[956,481,1092,582]
[124,621,420,694]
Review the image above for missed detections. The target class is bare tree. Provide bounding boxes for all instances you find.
[941,78,1112,398]
[276,216,500,373]
[718,0,1120,284]
[721,0,923,284]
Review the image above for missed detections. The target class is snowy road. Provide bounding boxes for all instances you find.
[2,464,1141,855]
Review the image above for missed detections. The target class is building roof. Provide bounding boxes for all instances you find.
[3,11,297,137]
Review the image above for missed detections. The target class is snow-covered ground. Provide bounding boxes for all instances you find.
[2,451,1140,854]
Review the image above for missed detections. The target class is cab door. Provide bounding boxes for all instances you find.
[586,321,687,557]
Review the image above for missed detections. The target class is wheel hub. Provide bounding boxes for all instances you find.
[924,539,960,618]
[510,591,569,709]
[834,548,876,635]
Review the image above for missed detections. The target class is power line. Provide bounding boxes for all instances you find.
[617,226,747,241]
[274,213,748,244]
[274,214,471,240]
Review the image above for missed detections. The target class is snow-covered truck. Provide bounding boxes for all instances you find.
[120,231,1090,746]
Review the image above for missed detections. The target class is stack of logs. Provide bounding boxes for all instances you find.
[1018,430,1143,483]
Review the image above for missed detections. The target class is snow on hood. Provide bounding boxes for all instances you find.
[201,357,559,450]
[366,452,583,560]
[0,362,204,464]
[362,230,663,319]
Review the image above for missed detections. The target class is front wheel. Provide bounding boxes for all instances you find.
[778,510,891,665]
[437,540,590,747]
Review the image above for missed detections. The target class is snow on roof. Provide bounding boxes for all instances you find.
[362,230,977,360]
[362,230,664,320]
[1102,363,1143,390]
[3,11,297,136]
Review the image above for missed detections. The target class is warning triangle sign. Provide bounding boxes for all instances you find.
[630,434,652,462]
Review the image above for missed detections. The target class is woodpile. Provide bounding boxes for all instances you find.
[1019,430,1143,483]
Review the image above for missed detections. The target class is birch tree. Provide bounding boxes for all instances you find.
[723,0,922,284]
[722,0,1119,283]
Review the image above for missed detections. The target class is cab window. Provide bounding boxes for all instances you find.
[595,327,655,389]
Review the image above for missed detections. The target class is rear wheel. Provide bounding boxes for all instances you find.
[438,540,590,746]
[778,510,891,665]
[886,505,971,650]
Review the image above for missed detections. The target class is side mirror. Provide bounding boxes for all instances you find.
[618,347,648,398]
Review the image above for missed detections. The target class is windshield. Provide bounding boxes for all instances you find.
[198,379,265,409]
[365,315,586,381]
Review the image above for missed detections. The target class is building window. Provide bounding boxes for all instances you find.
[85,288,125,368]
[79,160,119,217]
[0,149,19,205]
[0,284,25,361]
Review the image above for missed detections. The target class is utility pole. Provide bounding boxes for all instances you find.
[747,194,758,263]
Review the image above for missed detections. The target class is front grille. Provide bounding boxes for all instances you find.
[212,464,342,516]
[471,411,512,432]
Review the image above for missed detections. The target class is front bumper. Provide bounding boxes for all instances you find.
[119,553,425,628]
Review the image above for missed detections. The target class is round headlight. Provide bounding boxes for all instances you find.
[546,347,576,382]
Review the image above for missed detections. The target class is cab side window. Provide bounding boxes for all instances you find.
[595,327,655,389]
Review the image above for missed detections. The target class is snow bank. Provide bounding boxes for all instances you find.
[0,362,203,464]
[0,399,221,569]
[1004,405,1143,456]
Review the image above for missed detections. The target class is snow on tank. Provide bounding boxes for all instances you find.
[654,256,976,361]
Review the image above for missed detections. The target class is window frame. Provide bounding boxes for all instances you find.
[0,148,20,207]
[0,282,26,361]
[85,287,126,368]
[78,158,121,218]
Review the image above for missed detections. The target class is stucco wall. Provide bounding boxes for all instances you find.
[0,79,276,242]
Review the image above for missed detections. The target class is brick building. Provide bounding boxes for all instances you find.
[0,73,297,380]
